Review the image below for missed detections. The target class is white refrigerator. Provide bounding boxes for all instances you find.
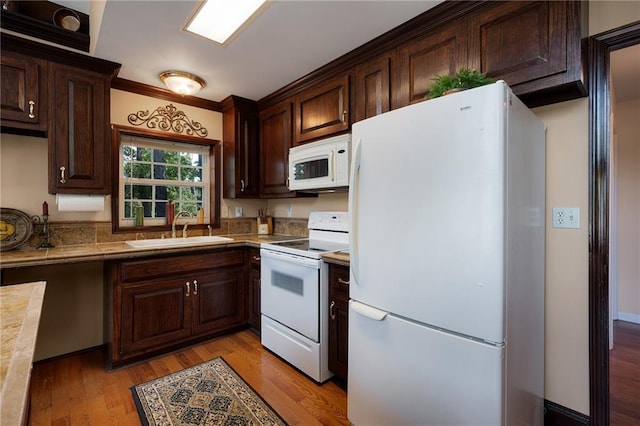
[347,81,545,425]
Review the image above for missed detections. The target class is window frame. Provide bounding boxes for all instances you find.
[111,125,221,234]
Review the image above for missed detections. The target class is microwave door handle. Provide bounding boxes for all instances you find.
[330,150,335,181]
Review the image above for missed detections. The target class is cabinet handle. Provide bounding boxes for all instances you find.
[28,100,35,119]
[252,256,261,261]
[342,110,347,124]
[338,278,350,285]
[185,281,190,297]
[59,166,66,183]
[330,301,336,320]
[240,179,245,192]
[193,279,198,295]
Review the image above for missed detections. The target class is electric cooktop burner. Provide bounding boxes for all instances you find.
[260,211,349,259]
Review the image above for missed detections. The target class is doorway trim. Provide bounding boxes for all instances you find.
[589,21,640,426]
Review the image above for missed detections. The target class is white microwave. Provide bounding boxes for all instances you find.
[288,134,351,192]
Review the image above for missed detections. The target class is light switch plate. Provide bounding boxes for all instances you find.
[552,207,580,229]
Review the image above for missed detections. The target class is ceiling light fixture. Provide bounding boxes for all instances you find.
[185,0,268,45]
[159,71,206,96]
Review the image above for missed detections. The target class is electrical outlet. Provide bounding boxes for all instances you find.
[286,204,292,218]
[552,207,580,229]
[235,206,243,217]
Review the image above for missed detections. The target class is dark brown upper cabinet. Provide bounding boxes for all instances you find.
[0,51,48,133]
[222,96,260,199]
[260,100,294,197]
[467,0,586,107]
[48,63,111,194]
[293,74,350,145]
[353,52,393,123]
[393,22,469,109]
[1,33,120,194]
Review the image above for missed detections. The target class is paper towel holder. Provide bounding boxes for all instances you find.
[56,194,105,212]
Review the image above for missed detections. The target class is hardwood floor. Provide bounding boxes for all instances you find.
[28,329,349,425]
[610,320,640,425]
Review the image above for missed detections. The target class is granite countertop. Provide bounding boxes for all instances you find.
[0,234,305,270]
[321,250,350,266]
[0,281,46,426]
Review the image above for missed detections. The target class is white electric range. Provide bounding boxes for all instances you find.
[260,211,349,382]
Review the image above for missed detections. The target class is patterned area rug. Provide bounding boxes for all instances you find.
[131,357,288,426]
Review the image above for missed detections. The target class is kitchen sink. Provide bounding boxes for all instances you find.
[125,235,233,249]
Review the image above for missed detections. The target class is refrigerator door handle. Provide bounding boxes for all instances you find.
[348,138,362,285]
[350,300,387,321]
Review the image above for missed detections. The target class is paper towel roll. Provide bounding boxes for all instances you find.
[56,194,105,212]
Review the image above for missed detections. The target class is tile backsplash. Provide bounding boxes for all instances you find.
[24,217,309,249]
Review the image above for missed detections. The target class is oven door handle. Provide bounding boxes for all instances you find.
[260,249,321,268]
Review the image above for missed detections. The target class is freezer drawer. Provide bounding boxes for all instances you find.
[348,300,504,426]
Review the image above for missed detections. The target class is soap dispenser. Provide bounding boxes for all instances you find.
[135,201,144,227]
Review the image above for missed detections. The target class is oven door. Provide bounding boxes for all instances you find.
[261,249,321,341]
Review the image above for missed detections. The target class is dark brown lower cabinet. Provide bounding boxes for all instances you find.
[106,249,247,368]
[247,248,261,330]
[328,263,350,381]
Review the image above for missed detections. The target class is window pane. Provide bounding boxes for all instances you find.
[124,184,131,198]
[132,185,152,200]
[154,165,178,181]
[154,186,169,201]
[180,167,202,182]
[163,150,179,164]
[131,163,151,179]
[135,147,152,161]
[124,201,132,219]
[142,201,152,218]
[123,161,133,178]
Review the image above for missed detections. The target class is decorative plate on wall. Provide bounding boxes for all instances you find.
[0,208,33,251]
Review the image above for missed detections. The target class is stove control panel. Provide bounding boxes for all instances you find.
[308,211,349,232]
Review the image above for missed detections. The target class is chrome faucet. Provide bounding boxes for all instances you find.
[172,210,193,238]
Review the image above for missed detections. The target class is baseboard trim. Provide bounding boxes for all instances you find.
[617,312,640,324]
[544,399,590,425]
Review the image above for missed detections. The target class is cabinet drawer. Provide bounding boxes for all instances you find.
[121,249,244,282]
[329,264,350,298]
[248,248,261,267]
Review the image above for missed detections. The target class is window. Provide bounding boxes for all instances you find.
[112,126,221,232]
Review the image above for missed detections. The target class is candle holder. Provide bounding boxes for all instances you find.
[31,215,54,249]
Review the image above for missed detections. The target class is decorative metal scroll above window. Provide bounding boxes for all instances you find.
[127,104,208,137]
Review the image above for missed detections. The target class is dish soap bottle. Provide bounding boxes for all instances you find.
[135,201,144,227]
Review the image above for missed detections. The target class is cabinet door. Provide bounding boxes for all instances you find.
[467,1,582,103]
[0,51,47,131]
[328,264,350,381]
[260,101,294,196]
[48,63,110,194]
[120,278,191,356]
[394,23,468,108]
[354,53,393,123]
[191,267,247,336]
[248,248,261,330]
[293,74,349,145]
[223,97,260,198]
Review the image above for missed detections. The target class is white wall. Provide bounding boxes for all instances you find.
[614,98,640,322]
[533,99,590,412]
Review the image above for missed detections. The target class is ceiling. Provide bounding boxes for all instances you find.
[52,1,640,104]
[57,0,442,103]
